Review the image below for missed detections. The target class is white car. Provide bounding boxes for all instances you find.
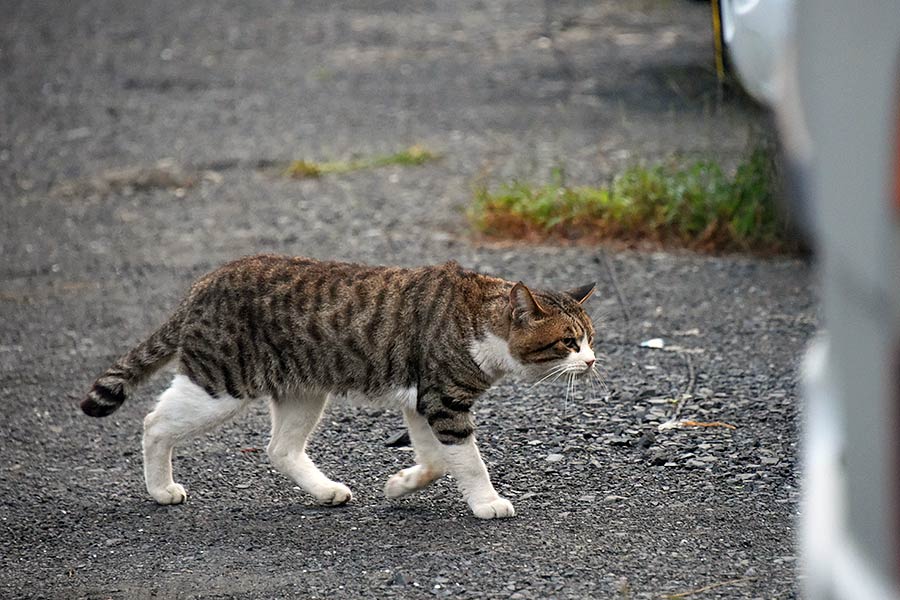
[725,0,900,597]
[713,0,794,104]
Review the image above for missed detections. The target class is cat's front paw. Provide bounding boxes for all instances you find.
[149,482,187,505]
[313,482,352,506]
[470,496,516,519]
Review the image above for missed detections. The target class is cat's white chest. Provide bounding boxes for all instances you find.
[469,333,522,381]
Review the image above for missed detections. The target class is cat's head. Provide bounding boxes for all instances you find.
[504,281,597,380]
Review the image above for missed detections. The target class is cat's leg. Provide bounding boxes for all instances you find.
[384,405,448,498]
[418,391,515,519]
[142,374,248,505]
[440,436,515,519]
[266,390,351,506]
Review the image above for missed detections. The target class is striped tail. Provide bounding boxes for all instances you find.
[81,312,183,417]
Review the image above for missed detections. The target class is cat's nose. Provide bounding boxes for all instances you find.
[584,359,595,368]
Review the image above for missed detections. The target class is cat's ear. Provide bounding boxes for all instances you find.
[510,282,546,320]
[563,283,596,305]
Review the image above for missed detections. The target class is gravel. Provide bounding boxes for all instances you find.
[1,0,809,598]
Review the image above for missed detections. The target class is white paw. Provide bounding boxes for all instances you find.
[384,466,422,498]
[313,482,352,506]
[470,497,516,519]
[384,469,414,499]
[385,465,444,498]
[150,483,187,505]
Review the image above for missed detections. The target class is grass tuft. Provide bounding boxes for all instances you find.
[284,160,325,178]
[285,145,438,179]
[469,148,794,253]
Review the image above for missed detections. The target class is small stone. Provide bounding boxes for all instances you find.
[384,430,411,447]
[640,338,665,349]
[390,572,407,586]
[603,495,627,504]
[545,453,565,463]
[235,483,251,489]
[648,449,668,466]
[578,494,595,502]
[637,431,656,450]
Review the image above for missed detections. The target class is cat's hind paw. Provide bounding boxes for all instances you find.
[149,482,187,505]
[384,465,440,499]
[470,497,516,519]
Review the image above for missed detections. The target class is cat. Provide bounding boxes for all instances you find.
[82,254,596,519]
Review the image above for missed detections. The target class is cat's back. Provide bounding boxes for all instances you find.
[191,254,494,311]
[188,254,500,350]
[174,255,503,396]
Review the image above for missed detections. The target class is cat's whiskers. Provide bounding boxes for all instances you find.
[589,308,610,333]
[564,371,581,418]
[587,368,596,401]
[530,364,570,389]
[592,357,610,377]
[590,364,610,395]
[588,369,606,399]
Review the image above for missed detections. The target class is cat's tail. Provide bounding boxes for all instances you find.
[81,308,185,417]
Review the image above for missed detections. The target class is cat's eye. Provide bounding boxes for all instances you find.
[562,337,579,351]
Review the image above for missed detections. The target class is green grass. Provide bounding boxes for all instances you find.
[285,145,438,178]
[469,148,793,253]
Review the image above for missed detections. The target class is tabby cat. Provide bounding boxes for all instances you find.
[82,255,596,519]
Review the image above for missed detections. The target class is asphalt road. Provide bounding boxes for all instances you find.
[1,1,811,598]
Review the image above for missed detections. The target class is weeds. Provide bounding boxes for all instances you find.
[469,148,793,253]
[285,145,438,179]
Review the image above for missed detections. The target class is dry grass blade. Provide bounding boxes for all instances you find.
[680,420,736,430]
[285,145,438,179]
[661,577,754,599]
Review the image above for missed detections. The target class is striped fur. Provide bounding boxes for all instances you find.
[81,255,596,517]
[81,305,185,417]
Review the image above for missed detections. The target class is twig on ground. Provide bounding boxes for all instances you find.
[661,577,753,599]
[682,351,695,397]
[596,252,631,327]
[658,419,736,431]
[596,251,644,384]
[680,420,736,430]
[658,351,694,429]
